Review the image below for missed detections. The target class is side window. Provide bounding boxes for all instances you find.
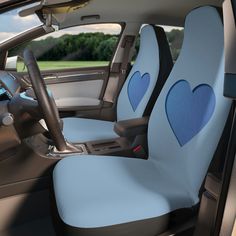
[132,36,140,63]
[9,23,122,72]
[132,25,184,63]
[165,26,184,61]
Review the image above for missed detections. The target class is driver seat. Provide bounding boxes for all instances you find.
[53,6,231,236]
[62,24,173,143]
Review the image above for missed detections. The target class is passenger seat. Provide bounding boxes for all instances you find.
[62,25,173,143]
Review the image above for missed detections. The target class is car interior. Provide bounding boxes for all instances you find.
[0,0,235,236]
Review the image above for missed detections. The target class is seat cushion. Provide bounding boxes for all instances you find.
[53,156,196,235]
[63,117,118,143]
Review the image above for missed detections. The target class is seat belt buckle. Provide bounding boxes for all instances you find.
[133,145,147,159]
[121,69,127,74]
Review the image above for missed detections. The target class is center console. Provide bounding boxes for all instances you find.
[27,116,149,159]
[86,137,133,156]
[84,117,149,156]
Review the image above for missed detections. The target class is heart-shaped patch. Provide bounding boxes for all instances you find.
[128,71,150,111]
[166,80,216,146]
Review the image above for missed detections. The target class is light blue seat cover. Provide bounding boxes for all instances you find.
[63,24,163,143]
[53,6,231,233]
[63,118,117,143]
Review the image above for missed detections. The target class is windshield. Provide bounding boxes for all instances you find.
[0,3,42,43]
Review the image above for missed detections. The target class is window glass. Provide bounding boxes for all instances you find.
[8,23,122,72]
[164,26,184,61]
[0,3,42,43]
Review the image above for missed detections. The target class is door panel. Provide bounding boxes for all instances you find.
[7,23,123,119]
[47,79,104,107]
[43,66,110,117]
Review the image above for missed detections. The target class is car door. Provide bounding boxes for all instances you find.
[12,23,124,119]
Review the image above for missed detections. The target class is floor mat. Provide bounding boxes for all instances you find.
[0,217,56,236]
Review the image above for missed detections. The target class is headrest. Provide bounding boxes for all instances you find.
[179,6,223,67]
[138,24,167,55]
[137,25,159,61]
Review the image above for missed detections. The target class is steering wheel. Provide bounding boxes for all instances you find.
[23,49,67,151]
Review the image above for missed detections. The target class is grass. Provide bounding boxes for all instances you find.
[17,61,109,72]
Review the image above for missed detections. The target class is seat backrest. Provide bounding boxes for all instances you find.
[148,7,232,204]
[117,25,173,121]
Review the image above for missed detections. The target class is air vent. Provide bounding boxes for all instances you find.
[81,15,100,21]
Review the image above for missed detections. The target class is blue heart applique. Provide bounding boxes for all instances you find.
[166,80,216,146]
[128,71,150,111]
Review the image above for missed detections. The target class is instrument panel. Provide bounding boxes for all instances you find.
[0,71,21,100]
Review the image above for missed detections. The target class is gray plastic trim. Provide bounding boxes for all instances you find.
[223,0,236,74]
[219,151,236,236]
[224,73,236,98]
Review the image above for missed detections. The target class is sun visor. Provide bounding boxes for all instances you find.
[19,0,90,24]
[19,2,43,17]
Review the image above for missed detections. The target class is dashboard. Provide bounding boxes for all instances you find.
[0,71,21,99]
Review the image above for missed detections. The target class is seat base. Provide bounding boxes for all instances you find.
[51,196,197,236]
[53,212,169,236]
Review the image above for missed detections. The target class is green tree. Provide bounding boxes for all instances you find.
[166,29,184,61]
[8,29,184,62]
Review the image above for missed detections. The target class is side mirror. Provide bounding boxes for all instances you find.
[5,56,26,72]
[5,56,18,71]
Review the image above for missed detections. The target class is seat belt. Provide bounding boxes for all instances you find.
[103,35,135,104]
[193,103,234,236]
[120,35,136,78]
[214,100,236,236]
